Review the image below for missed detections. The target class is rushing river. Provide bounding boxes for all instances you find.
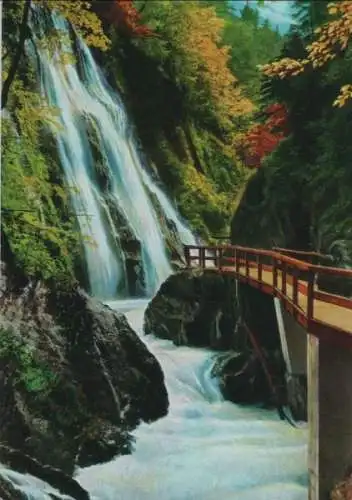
[76,299,308,500]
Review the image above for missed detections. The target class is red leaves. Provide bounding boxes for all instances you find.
[94,0,154,37]
[242,103,288,168]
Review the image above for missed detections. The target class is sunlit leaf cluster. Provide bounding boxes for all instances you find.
[260,1,352,106]
[38,0,110,50]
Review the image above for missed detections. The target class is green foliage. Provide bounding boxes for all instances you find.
[233,3,352,255]
[203,0,283,101]
[178,164,230,240]
[0,327,58,396]
[2,113,83,282]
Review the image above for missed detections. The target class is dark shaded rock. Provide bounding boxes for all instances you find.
[0,257,169,476]
[239,283,281,351]
[146,189,186,269]
[144,268,239,349]
[0,445,89,500]
[105,198,145,296]
[212,352,272,405]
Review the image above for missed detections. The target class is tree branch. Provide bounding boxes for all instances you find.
[1,0,32,109]
[138,1,147,14]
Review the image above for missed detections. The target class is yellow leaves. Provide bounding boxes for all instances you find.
[35,0,110,51]
[261,1,352,107]
[333,84,352,107]
[9,78,62,143]
[180,3,253,120]
[182,162,227,211]
[260,58,306,79]
[328,5,338,16]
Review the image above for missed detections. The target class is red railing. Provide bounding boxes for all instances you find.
[184,245,352,347]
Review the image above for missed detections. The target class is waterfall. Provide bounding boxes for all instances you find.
[28,9,181,299]
[139,169,197,246]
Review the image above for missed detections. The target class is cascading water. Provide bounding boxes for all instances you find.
[29,9,173,299]
[2,300,308,500]
[139,168,197,246]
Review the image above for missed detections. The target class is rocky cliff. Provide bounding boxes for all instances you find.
[0,232,169,495]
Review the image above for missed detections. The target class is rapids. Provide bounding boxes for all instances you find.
[76,299,308,500]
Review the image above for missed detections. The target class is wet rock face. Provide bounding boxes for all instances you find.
[212,351,275,406]
[0,261,169,476]
[0,445,90,500]
[144,269,239,349]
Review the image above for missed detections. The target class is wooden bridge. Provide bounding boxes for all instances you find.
[184,244,352,500]
[184,244,352,347]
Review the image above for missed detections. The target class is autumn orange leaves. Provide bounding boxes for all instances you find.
[93,0,154,38]
[241,104,288,169]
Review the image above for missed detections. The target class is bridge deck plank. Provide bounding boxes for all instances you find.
[215,264,352,336]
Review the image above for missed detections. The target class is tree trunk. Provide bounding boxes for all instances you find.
[1,0,32,110]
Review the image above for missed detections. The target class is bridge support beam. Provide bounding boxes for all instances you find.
[274,298,307,419]
[308,335,352,500]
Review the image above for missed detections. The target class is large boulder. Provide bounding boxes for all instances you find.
[0,258,169,476]
[144,268,239,349]
[211,350,283,407]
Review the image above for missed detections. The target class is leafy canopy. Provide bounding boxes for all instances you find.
[260,1,352,107]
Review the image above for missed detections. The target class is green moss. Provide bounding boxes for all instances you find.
[0,328,58,397]
[2,116,83,284]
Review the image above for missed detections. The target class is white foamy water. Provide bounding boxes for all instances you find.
[29,10,174,299]
[0,467,71,499]
[139,168,197,246]
[76,300,308,500]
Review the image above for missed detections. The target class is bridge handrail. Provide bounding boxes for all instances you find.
[184,244,352,277]
[272,246,328,260]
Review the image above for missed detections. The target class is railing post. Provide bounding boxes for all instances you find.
[214,247,219,268]
[184,246,190,267]
[292,268,299,318]
[200,247,206,269]
[273,255,278,294]
[307,269,315,323]
[245,250,250,279]
[235,247,240,275]
[218,247,223,271]
[258,254,262,285]
[282,261,287,297]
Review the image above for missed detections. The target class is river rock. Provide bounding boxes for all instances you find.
[212,351,274,405]
[0,445,89,500]
[144,268,239,349]
[0,243,169,476]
